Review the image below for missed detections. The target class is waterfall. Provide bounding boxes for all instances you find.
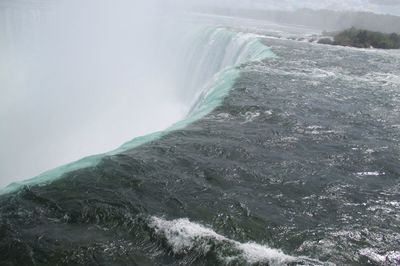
[0,2,275,194]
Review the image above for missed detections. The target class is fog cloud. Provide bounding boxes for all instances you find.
[0,0,190,187]
[195,0,400,15]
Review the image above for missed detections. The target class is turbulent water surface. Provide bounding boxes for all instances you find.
[1,10,400,266]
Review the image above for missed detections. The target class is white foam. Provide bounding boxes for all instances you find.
[150,216,304,265]
[239,242,295,265]
[355,171,384,177]
[360,248,400,265]
[242,111,261,123]
[150,217,224,254]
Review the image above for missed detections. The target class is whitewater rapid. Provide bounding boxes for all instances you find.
[149,217,297,265]
[149,217,331,265]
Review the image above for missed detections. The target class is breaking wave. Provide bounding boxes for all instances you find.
[149,217,331,266]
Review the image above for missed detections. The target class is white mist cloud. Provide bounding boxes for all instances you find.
[196,0,400,15]
[0,0,190,187]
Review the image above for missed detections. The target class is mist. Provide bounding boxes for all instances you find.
[0,0,194,187]
[192,0,400,33]
[190,0,400,16]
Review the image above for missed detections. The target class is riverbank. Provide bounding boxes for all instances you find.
[318,27,400,49]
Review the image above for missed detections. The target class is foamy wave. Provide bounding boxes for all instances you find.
[360,248,400,265]
[149,216,327,265]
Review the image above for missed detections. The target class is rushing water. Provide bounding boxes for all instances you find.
[1,7,400,266]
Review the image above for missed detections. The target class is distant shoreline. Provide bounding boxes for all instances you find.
[191,7,400,34]
[318,27,400,49]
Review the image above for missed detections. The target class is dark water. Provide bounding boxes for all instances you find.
[1,35,400,265]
